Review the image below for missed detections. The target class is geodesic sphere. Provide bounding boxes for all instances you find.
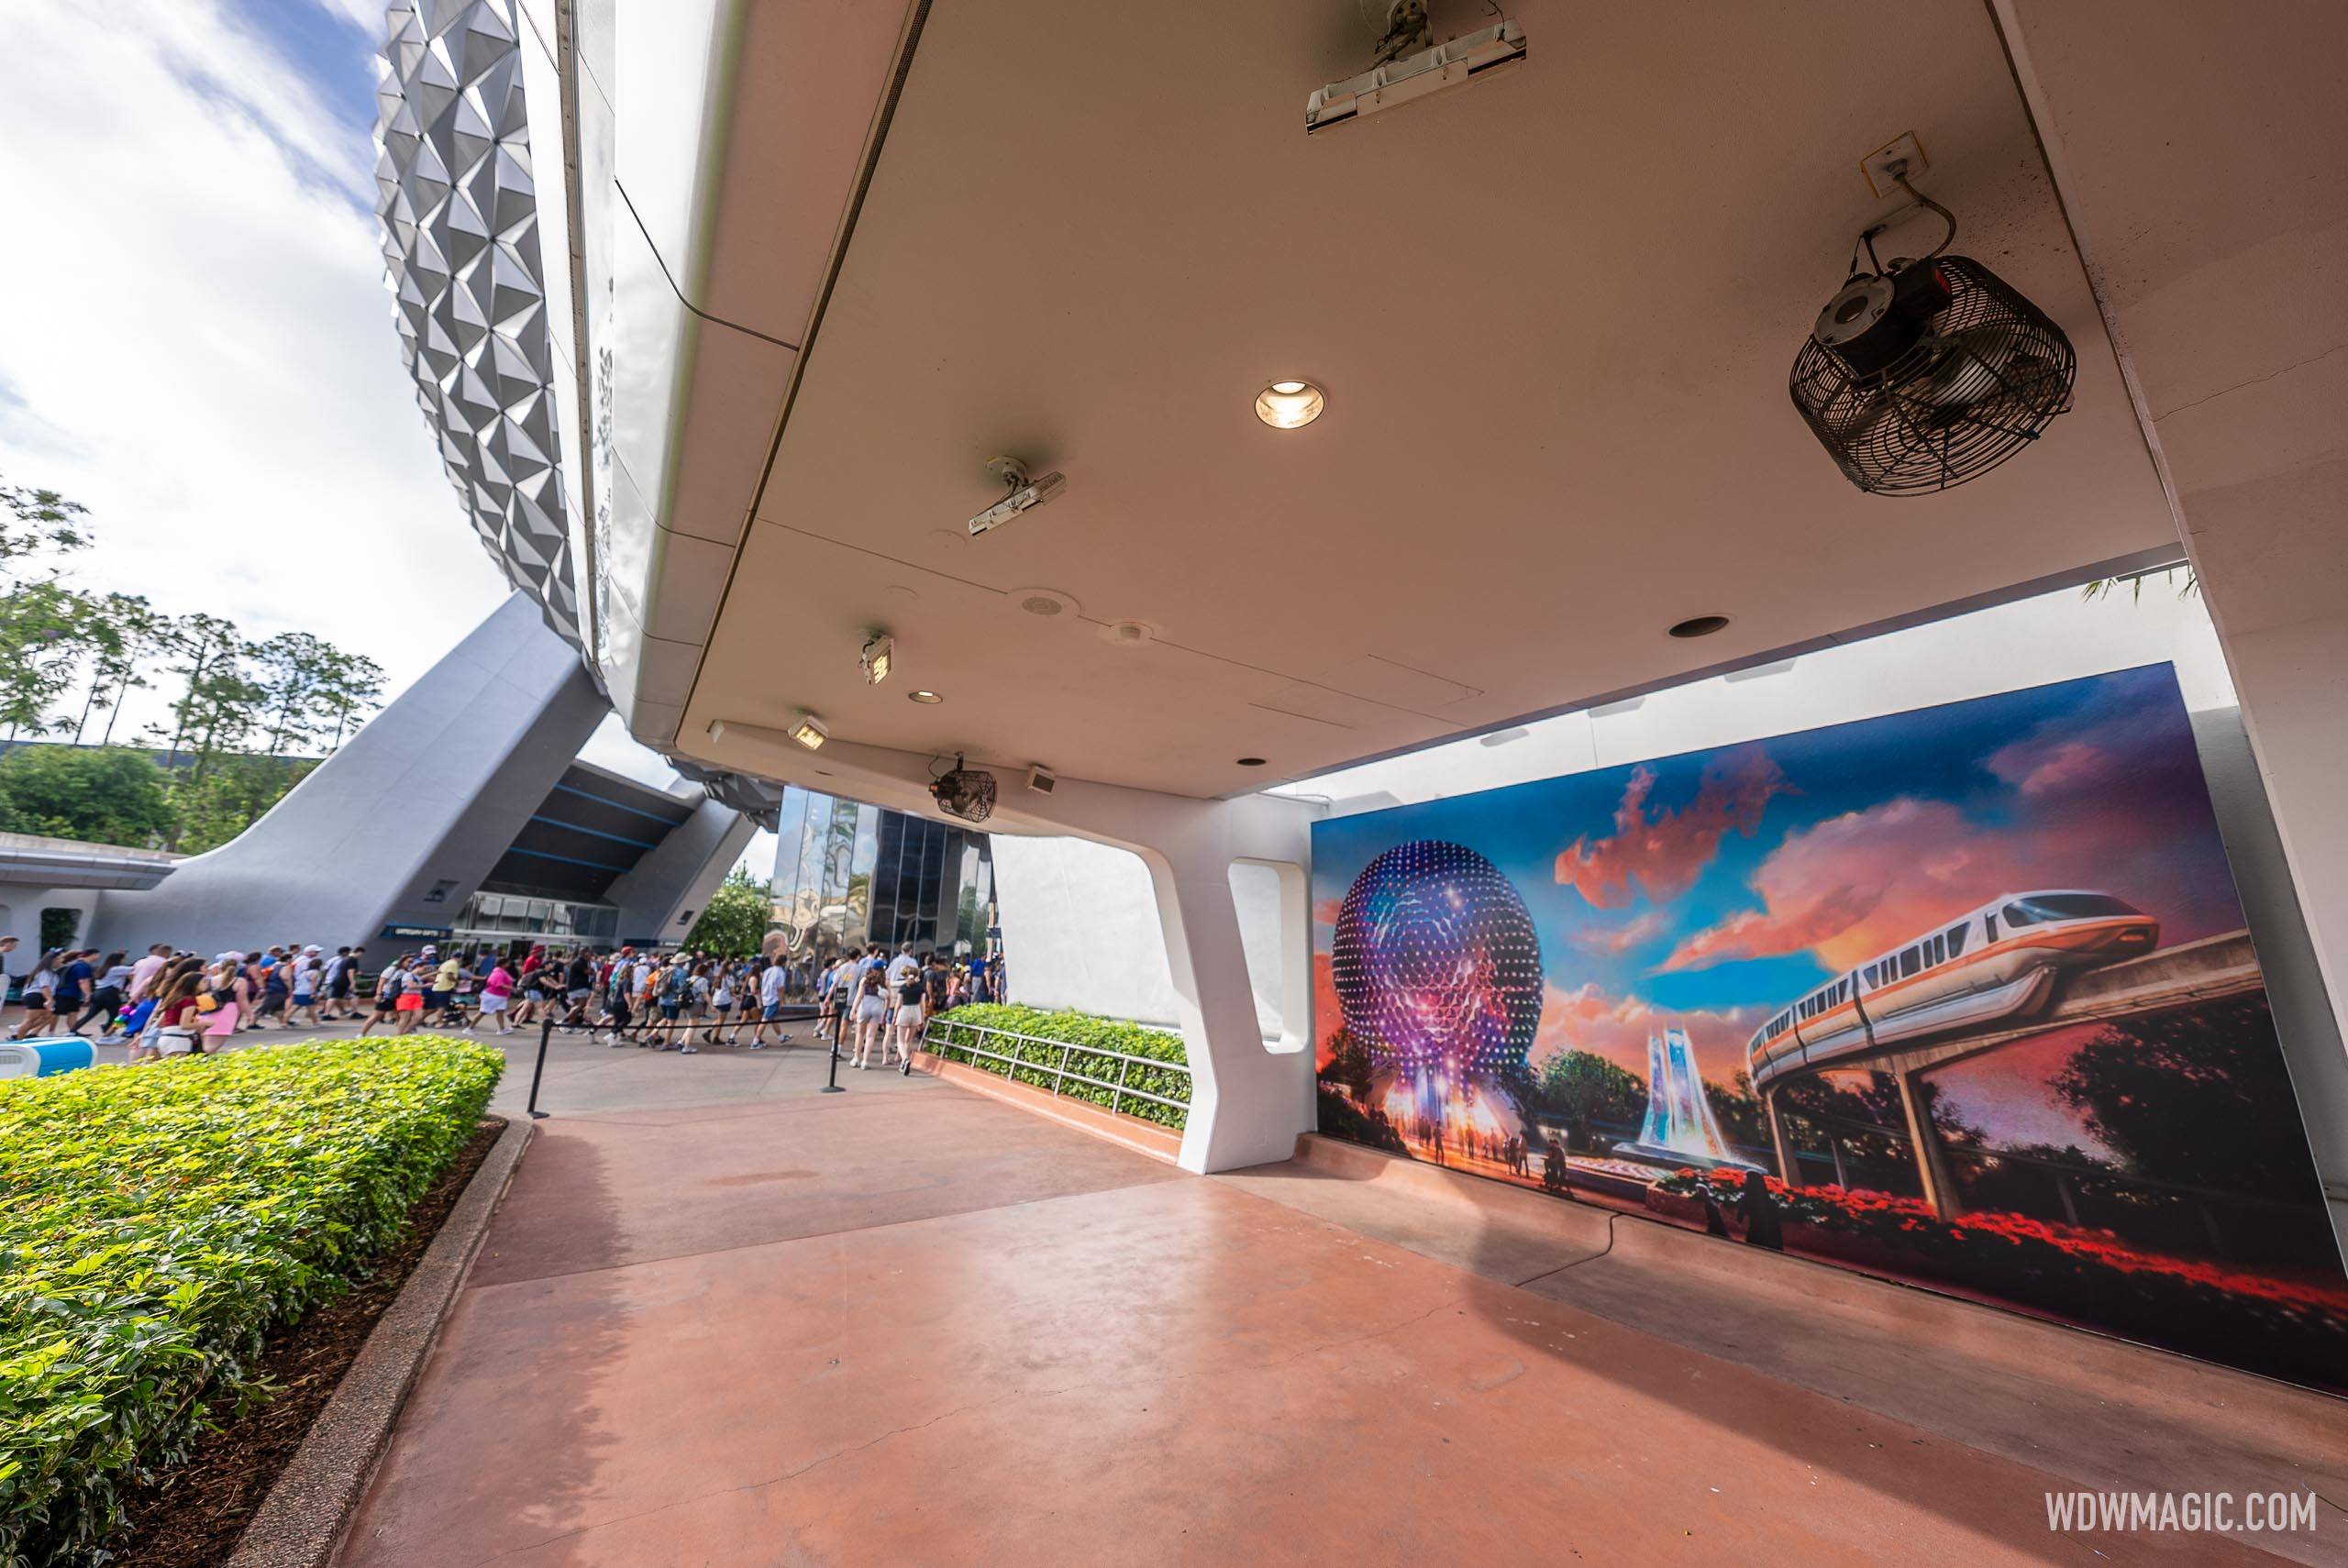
[1330,840,1545,1077]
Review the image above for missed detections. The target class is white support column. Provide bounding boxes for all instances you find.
[1147,845,1315,1174]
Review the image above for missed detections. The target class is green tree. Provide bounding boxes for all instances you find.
[1705,1070,1767,1154]
[169,754,316,854]
[311,646,386,751]
[83,594,160,746]
[0,580,88,741]
[2052,999,2320,1199]
[683,867,775,957]
[1533,1049,1647,1152]
[0,481,89,573]
[150,613,243,766]
[0,745,174,845]
[250,631,338,756]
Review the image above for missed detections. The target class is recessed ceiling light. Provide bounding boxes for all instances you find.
[1254,380,1324,430]
[1668,614,1732,639]
[1011,586,1081,619]
[1235,756,1268,767]
[908,690,944,704]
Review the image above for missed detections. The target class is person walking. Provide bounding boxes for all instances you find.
[849,956,888,1068]
[50,950,92,1036]
[284,951,325,1029]
[597,950,637,1044]
[9,950,61,1041]
[477,955,515,1034]
[360,954,409,1037]
[749,955,791,1049]
[148,967,205,1061]
[126,943,171,1009]
[706,962,738,1046]
[890,954,925,1074]
[318,946,349,1019]
[199,955,249,1053]
[561,948,595,1031]
[70,951,132,1037]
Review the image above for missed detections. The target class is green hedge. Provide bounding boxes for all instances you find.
[926,1004,1191,1129]
[0,1036,503,1565]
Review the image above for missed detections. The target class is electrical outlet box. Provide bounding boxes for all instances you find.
[1861,131,1929,198]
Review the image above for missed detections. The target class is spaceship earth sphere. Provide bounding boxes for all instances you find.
[1330,840,1545,1078]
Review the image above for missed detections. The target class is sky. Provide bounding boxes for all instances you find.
[0,1,771,867]
[1312,665,2259,1151]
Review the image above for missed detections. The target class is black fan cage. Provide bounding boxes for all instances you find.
[1790,255,2076,495]
[938,768,996,823]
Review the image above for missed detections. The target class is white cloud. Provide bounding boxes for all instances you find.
[0,1,510,743]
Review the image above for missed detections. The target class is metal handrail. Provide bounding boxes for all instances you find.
[925,1017,1191,1119]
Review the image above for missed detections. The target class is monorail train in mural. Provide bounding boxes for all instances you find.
[1744,890,2158,1092]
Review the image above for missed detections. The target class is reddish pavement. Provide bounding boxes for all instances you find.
[334,1064,2319,1567]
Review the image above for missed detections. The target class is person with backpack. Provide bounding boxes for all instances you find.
[658,958,693,1052]
[198,955,249,1052]
[360,954,410,1037]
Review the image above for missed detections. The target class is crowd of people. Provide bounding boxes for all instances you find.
[804,943,1002,1074]
[0,932,1006,1066]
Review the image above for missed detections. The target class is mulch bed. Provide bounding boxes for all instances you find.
[104,1117,506,1567]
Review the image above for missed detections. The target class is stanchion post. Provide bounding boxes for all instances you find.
[526,1015,553,1119]
[821,1022,846,1093]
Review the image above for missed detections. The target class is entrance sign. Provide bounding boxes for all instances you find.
[1311,665,2345,1389]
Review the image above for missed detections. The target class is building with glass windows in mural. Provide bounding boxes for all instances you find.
[766,787,996,976]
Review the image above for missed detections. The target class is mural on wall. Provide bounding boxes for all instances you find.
[1311,665,2347,1389]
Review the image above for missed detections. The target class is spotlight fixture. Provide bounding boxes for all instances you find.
[908,690,944,704]
[788,713,829,749]
[1667,615,1731,639]
[1254,380,1325,430]
[1235,756,1268,767]
[1026,764,1058,795]
[1790,164,2075,494]
[968,455,1067,536]
[859,631,894,685]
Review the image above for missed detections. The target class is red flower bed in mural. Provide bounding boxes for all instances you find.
[1649,1167,2348,1387]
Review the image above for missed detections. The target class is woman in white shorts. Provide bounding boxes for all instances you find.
[851,968,888,1068]
[891,966,924,1068]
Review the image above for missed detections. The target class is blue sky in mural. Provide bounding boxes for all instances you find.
[1312,664,2249,1094]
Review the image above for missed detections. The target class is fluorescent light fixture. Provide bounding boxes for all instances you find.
[969,456,1068,537]
[860,632,895,685]
[789,713,829,749]
[1254,380,1325,429]
[1305,19,1526,134]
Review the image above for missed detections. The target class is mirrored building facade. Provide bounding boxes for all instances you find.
[769,788,996,967]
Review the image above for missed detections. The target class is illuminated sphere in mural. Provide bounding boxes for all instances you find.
[1331,840,1545,1078]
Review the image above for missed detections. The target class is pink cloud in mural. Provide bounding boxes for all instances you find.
[1571,910,1671,956]
[1658,797,2020,972]
[1553,748,1787,909]
[1661,690,2245,976]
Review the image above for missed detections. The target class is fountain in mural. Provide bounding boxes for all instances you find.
[1614,1027,1763,1171]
